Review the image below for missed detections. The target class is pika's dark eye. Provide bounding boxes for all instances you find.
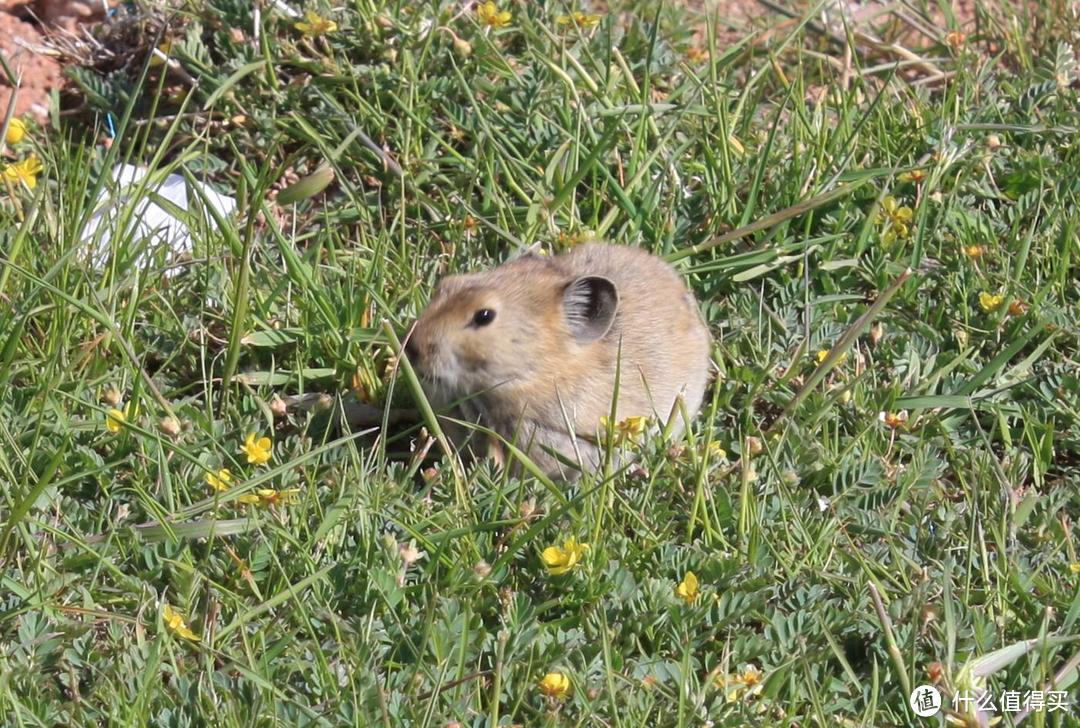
[472,308,496,327]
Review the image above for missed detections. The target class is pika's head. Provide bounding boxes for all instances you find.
[405,254,618,402]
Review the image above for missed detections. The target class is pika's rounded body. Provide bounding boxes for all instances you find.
[406,243,711,478]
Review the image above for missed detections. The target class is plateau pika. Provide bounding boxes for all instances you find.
[405,243,712,478]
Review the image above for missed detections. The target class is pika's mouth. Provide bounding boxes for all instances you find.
[405,353,447,390]
[412,367,465,408]
[414,367,517,408]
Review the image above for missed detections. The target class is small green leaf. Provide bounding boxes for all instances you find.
[233,368,336,385]
[134,517,262,542]
[240,328,302,348]
[276,165,335,205]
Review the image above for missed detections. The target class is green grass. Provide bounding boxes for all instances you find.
[1,1,1079,725]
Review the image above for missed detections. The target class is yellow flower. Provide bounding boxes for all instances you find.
[978,291,1004,313]
[161,603,200,642]
[205,468,233,492]
[899,169,927,184]
[105,403,138,433]
[815,349,847,365]
[878,410,909,429]
[541,536,588,576]
[738,665,763,688]
[538,671,571,699]
[295,9,338,37]
[962,244,986,259]
[556,11,603,28]
[241,433,273,465]
[1068,563,1080,574]
[257,488,300,506]
[617,415,647,440]
[5,118,27,145]
[600,415,649,445]
[476,1,511,28]
[2,155,43,189]
[237,489,300,506]
[676,571,699,604]
[105,408,126,433]
[716,664,764,703]
[877,196,913,244]
[702,440,727,460]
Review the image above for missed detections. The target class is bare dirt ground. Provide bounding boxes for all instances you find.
[0,1,1018,127]
[687,0,986,47]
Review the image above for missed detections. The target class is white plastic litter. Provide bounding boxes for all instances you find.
[81,164,236,275]
[270,0,300,18]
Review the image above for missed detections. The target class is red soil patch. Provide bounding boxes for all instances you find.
[0,0,103,122]
[0,0,60,121]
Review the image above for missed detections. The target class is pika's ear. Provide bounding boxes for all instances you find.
[434,273,471,298]
[563,276,618,342]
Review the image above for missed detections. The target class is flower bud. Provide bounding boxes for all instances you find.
[453,37,473,59]
[159,416,182,438]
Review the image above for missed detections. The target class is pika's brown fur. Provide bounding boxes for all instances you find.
[405,243,712,478]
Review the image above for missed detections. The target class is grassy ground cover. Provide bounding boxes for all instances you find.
[1,1,1078,725]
